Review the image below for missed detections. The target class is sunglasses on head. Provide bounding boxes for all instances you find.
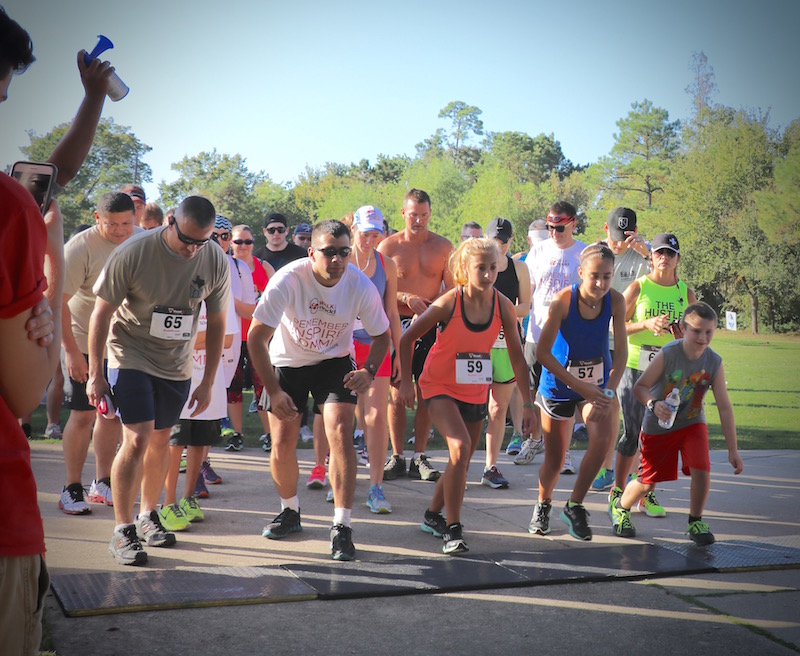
[266,226,286,234]
[171,218,209,247]
[211,231,232,241]
[232,238,254,245]
[314,246,352,259]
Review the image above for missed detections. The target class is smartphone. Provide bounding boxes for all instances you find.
[10,161,58,214]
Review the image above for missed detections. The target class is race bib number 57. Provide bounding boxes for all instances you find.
[455,352,492,384]
[566,357,604,386]
[150,306,193,340]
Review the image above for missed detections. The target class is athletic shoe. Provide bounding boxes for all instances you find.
[330,524,356,561]
[108,525,147,566]
[608,486,623,520]
[687,519,715,546]
[610,498,636,538]
[179,495,205,522]
[59,483,91,515]
[326,488,334,503]
[409,454,440,481]
[220,425,234,439]
[481,465,509,489]
[572,424,589,443]
[136,509,176,547]
[528,501,552,535]
[194,473,210,499]
[513,437,544,465]
[179,447,187,473]
[224,432,244,451]
[44,423,63,439]
[262,508,302,539]
[159,503,191,531]
[366,484,392,514]
[299,425,313,443]
[201,460,222,485]
[21,422,32,439]
[505,432,523,456]
[592,468,615,491]
[561,502,592,541]
[627,471,638,484]
[88,477,114,506]
[356,447,369,466]
[442,522,469,555]
[353,429,365,449]
[638,491,667,517]
[561,451,576,474]
[306,464,328,489]
[383,454,407,480]
[260,433,272,452]
[248,398,258,413]
[421,509,447,537]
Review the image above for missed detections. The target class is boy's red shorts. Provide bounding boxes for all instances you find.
[638,423,710,484]
[353,340,391,378]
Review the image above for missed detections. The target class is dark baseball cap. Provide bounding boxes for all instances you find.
[120,183,146,203]
[293,222,313,235]
[264,212,287,228]
[608,207,637,241]
[485,217,513,243]
[652,232,680,254]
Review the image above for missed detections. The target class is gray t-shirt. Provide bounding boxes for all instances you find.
[93,226,230,380]
[641,339,722,434]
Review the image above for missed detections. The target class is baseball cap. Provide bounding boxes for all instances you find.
[353,205,385,234]
[485,217,513,243]
[120,183,146,203]
[293,222,313,235]
[214,215,233,231]
[652,233,680,254]
[263,212,287,228]
[528,219,549,245]
[608,207,637,241]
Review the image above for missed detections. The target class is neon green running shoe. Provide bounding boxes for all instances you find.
[687,519,715,546]
[638,490,666,517]
[159,503,191,531]
[179,496,205,523]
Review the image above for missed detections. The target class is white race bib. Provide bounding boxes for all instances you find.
[150,306,193,341]
[567,357,604,386]
[493,326,507,349]
[455,352,492,384]
[637,344,660,371]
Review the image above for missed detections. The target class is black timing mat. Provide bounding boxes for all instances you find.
[655,536,800,571]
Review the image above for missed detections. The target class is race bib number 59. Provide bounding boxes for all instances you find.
[455,352,492,384]
[150,306,193,340]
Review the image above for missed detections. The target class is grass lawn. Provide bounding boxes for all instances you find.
[26,330,800,451]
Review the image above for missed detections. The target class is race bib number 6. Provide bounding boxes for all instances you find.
[150,306,193,341]
[637,344,660,371]
[567,357,604,386]
[455,352,492,384]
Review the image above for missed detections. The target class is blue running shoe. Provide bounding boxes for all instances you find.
[592,468,615,491]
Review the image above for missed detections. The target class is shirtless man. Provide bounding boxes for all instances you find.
[378,189,454,481]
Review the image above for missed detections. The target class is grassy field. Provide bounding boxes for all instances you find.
[27,330,800,451]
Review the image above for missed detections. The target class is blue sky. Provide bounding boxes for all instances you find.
[3,0,799,204]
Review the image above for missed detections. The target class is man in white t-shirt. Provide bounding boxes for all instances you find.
[514,201,586,469]
[248,220,390,561]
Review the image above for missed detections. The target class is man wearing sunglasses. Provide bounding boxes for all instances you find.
[87,196,231,566]
[514,202,586,472]
[254,212,308,271]
[248,220,390,561]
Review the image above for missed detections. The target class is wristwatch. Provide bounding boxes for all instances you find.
[646,399,656,412]
[364,361,378,378]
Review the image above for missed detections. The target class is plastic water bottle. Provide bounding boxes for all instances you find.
[658,387,680,429]
[83,35,129,101]
[97,394,116,419]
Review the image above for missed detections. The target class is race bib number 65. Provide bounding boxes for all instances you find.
[455,352,492,384]
[150,305,193,341]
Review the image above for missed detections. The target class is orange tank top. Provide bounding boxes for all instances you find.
[419,287,502,404]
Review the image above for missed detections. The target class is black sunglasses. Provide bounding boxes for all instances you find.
[266,226,286,234]
[654,248,678,258]
[172,219,209,247]
[211,231,232,241]
[314,246,352,259]
[547,224,568,233]
[232,238,254,245]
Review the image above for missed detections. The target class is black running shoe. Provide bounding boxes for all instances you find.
[528,501,552,535]
[108,524,148,565]
[442,522,469,554]
[135,509,176,547]
[421,509,447,537]
[560,502,592,541]
[262,508,302,539]
[225,432,244,451]
[383,454,406,480]
[330,524,356,561]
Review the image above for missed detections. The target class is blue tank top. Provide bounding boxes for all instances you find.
[353,251,387,344]
[539,283,612,401]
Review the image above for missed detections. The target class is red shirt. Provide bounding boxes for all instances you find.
[242,257,269,338]
[0,173,48,556]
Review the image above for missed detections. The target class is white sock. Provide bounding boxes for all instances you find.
[280,496,300,512]
[574,422,585,431]
[413,452,424,460]
[114,523,133,533]
[333,507,351,526]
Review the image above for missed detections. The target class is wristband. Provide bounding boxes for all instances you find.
[523,402,536,408]
[401,293,408,305]
[603,389,615,399]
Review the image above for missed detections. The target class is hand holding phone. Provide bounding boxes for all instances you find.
[11,161,58,214]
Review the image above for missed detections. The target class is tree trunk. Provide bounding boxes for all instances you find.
[749,291,759,334]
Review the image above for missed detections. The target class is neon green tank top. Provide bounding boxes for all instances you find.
[626,275,689,371]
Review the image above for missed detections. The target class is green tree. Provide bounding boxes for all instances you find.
[158,150,265,227]
[21,117,152,234]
